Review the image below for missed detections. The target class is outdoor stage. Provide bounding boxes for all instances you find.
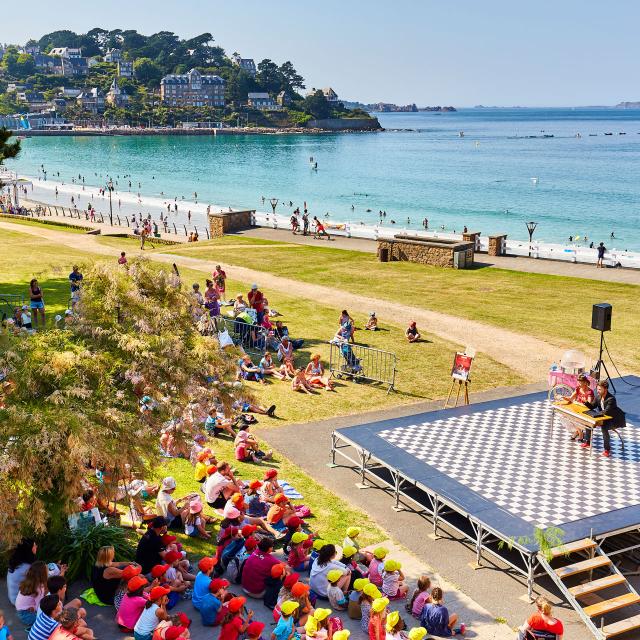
[330,376,640,595]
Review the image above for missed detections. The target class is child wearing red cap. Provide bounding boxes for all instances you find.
[200,578,228,626]
[153,613,190,640]
[114,565,143,611]
[261,470,282,503]
[218,596,253,640]
[246,621,266,640]
[290,582,312,626]
[266,495,296,531]
[192,557,217,611]
[264,563,287,611]
[133,586,170,640]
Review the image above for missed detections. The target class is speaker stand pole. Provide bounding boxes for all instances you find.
[594,330,616,393]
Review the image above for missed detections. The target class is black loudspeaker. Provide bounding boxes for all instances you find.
[592,303,612,332]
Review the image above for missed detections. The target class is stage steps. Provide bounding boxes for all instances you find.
[539,538,640,639]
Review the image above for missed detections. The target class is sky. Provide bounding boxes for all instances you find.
[1,0,639,107]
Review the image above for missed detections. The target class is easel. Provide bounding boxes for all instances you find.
[444,378,470,409]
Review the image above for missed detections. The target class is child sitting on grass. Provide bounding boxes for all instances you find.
[365,312,378,331]
[381,559,408,599]
[405,322,421,343]
[235,431,273,463]
[326,570,348,611]
[183,500,211,539]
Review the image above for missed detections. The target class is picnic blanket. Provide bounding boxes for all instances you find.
[280,481,303,499]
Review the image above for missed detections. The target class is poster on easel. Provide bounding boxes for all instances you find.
[451,352,473,381]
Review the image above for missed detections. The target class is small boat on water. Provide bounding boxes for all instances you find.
[604,132,613,136]
[458,131,464,137]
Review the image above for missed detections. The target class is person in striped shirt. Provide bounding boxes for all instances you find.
[27,595,61,640]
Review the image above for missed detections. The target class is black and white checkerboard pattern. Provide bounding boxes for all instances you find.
[379,400,640,529]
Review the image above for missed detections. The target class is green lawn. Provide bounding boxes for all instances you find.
[0,226,522,428]
[0,216,87,234]
[168,238,640,371]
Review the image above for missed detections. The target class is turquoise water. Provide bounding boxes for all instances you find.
[11,108,640,249]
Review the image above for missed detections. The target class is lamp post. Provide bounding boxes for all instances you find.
[269,198,279,215]
[526,221,538,257]
[107,178,114,226]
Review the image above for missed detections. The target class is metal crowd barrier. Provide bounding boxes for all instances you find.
[216,316,268,356]
[0,293,26,322]
[328,339,397,393]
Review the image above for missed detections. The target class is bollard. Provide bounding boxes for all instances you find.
[184,225,188,236]
[205,227,210,239]
[173,223,177,234]
[117,216,121,225]
[125,216,129,227]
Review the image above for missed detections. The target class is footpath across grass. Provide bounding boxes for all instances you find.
[168,236,640,371]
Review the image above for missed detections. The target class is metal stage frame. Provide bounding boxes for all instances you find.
[329,378,640,601]
[330,429,543,598]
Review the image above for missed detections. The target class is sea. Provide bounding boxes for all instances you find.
[9,107,640,250]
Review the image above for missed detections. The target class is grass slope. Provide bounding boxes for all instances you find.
[167,237,640,371]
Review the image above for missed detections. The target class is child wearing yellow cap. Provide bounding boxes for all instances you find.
[369,597,389,640]
[360,583,381,634]
[385,610,405,640]
[343,527,361,550]
[326,569,348,610]
[368,547,388,587]
[381,559,408,599]
[333,631,350,640]
[271,601,298,640]
[407,628,427,640]
[287,532,310,571]
[304,608,332,640]
[310,539,326,565]
[348,577,369,620]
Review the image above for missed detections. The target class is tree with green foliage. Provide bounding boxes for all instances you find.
[0,259,239,544]
[303,90,331,120]
[278,61,305,93]
[0,127,21,167]
[256,59,282,94]
[134,57,163,86]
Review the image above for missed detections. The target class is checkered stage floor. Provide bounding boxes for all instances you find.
[379,399,640,530]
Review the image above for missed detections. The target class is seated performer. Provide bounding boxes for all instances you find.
[581,380,626,458]
[561,374,595,441]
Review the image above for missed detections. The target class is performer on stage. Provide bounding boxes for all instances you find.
[561,374,595,441]
[581,380,626,458]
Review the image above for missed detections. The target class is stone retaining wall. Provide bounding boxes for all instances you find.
[208,210,254,238]
[377,237,474,268]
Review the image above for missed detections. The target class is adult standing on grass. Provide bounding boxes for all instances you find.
[248,284,265,325]
[213,265,227,302]
[29,279,45,329]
